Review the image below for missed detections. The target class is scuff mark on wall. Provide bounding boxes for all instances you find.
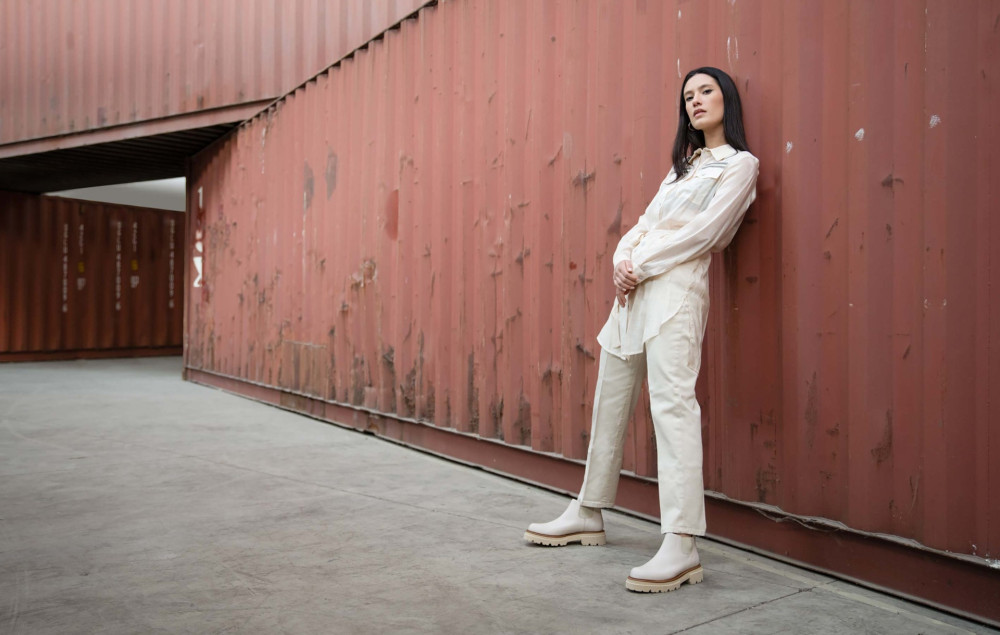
[303,162,314,211]
[325,149,338,197]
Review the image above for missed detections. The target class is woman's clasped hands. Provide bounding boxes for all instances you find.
[613,260,639,307]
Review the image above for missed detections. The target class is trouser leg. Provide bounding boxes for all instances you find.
[645,299,709,535]
[577,348,646,508]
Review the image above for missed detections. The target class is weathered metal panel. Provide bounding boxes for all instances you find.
[184,0,999,585]
[0,192,184,359]
[0,0,430,147]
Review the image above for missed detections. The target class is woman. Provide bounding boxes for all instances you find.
[524,67,759,593]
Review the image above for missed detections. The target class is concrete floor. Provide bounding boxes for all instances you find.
[0,357,994,635]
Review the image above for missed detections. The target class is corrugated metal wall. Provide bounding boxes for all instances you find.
[185,0,999,571]
[0,0,429,146]
[0,192,184,358]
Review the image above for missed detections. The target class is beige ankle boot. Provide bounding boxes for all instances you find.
[524,499,606,547]
[625,533,703,592]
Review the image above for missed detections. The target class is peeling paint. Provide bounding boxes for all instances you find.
[929,114,941,128]
[854,128,865,141]
[350,259,377,289]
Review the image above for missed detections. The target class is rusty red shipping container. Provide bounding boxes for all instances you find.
[0,0,430,149]
[0,192,184,360]
[183,0,1000,621]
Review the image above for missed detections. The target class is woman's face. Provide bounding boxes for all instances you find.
[683,73,724,135]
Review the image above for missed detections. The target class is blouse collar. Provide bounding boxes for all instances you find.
[689,144,737,162]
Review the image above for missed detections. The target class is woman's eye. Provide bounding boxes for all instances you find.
[703,89,713,95]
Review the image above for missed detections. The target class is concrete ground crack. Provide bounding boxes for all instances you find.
[669,588,808,634]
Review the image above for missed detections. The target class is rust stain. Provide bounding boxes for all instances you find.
[303,162,315,211]
[384,190,399,240]
[871,410,894,465]
[490,397,504,440]
[467,354,479,433]
[351,356,367,405]
[425,381,436,421]
[755,467,777,503]
[326,150,339,198]
[350,259,377,289]
[909,474,921,512]
[607,202,623,236]
[399,368,416,416]
[825,218,840,239]
[572,169,595,187]
[382,347,397,413]
[513,394,532,446]
[803,372,818,448]
[881,173,904,190]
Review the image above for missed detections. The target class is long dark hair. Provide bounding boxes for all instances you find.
[671,67,750,179]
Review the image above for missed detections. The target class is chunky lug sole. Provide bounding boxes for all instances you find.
[625,565,704,593]
[523,529,606,547]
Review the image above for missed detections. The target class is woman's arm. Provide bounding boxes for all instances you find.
[629,154,759,282]
[612,206,652,270]
[613,169,678,269]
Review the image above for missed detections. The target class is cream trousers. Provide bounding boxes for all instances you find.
[577,295,708,535]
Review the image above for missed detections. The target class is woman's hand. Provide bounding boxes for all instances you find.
[616,288,629,307]
[614,260,639,307]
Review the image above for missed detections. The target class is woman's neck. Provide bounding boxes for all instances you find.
[703,127,727,150]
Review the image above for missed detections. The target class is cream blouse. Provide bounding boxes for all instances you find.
[597,144,759,359]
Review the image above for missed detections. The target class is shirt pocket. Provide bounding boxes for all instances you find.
[695,164,726,180]
[688,168,724,207]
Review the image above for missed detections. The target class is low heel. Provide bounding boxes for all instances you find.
[580,532,606,546]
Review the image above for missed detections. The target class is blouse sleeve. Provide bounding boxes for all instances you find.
[612,209,651,269]
[612,170,677,268]
[629,154,759,282]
